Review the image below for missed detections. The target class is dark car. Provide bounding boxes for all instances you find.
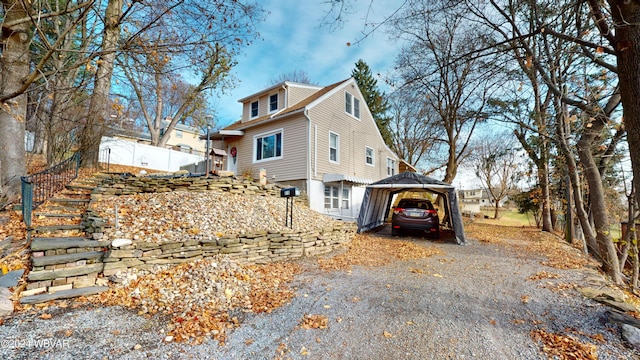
[391,198,440,238]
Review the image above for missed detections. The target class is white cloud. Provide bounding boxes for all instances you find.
[214,0,403,127]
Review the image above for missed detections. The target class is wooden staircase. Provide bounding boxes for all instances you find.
[20,175,109,304]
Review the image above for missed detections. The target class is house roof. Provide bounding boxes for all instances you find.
[237,81,323,103]
[222,79,350,132]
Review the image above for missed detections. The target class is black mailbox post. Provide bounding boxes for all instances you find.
[280,187,300,227]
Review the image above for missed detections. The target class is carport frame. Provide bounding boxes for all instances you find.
[357,172,467,245]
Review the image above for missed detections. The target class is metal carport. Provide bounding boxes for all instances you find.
[357,172,467,245]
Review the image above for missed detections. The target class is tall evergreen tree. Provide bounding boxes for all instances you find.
[351,59,392,145]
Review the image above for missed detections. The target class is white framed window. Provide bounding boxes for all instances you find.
[345,91,360,119]
[342,188,350,209]
[269,93,278,112]
[386,157,396,176]
[250,101,259,118]
[365,146,374,166]
[354,97,360,118]
[254,129,283,162]
[329,131,339,163]
[324,186,339,209]
[175,129,183,138]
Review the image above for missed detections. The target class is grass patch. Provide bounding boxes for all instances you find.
[475,208,534,227]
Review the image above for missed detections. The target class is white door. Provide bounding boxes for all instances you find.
[227,145,238,175]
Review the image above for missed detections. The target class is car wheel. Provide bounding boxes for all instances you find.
[432,230,440,239]
[391,228,399,236]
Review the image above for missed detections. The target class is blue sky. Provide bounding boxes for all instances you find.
[212,0,401,128]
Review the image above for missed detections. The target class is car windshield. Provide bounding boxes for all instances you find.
[398,200,433,210]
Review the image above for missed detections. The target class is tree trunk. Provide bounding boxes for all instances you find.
[538,154,553,232]
[79,0,124,168]
[576,136,622,284]
[611,3,640,234]
[0,1,30,206]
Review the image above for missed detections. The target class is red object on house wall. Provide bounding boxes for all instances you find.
[230,147,237,157]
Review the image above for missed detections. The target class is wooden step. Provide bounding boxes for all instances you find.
[31,237,110,251]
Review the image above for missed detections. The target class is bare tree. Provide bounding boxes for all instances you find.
[0,1,95,206]
[107,0,263,152]
[269,70,317,85]
[387,90,443,171]
[390,3,500,183]
[462,0,625,284]
[470,132,523,219]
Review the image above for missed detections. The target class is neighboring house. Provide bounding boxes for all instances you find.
[459,188,508,214]
[109,119,207,155]
[206,78,401,221]
[159,120,207,155]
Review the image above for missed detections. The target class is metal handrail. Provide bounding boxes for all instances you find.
[21,152,80,227]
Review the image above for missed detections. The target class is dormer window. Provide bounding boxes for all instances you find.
[251,100,259,118]
[269,93,278,112]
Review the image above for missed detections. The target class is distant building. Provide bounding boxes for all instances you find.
[108,119,207,155]
[458,188,507,214]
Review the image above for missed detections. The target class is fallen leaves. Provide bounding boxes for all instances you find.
[530,329,598,360]
[527,271,561,281]
[86,257,301,344]
[299,314,328,329]
[318,233,443,271]
[466,223,596,270]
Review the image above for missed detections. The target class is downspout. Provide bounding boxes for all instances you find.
[305,109,312,208]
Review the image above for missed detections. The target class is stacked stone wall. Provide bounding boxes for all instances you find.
[24,174,355,298]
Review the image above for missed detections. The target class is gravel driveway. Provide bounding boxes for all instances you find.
[0,227,637,360]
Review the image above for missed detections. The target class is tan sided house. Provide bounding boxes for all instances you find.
[208,78,400,221]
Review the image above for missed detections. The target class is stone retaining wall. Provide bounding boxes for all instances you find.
[90,172,286,198]
[23,173,355,298]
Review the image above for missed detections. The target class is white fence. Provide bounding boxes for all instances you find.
[99,137,204,172]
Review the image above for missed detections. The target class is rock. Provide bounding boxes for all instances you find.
[578,286,626,302]
[0,236,14,251]
[133,344,142,350]
[0,287,13,316]
[622,324,640,351]
[0,269,24,288]
[112,238,133,248]
[596,298,638,313]
[164,336,173,342]
[604,309,640,328]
